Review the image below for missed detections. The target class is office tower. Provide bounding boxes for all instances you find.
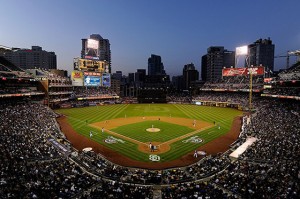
[202,46,235,82]
[148,54,166,75]
[172,75,184,91]
[112,71,122,81]
[182,63,199,90]
[248,38,275,71]
[135,69,146,87]
[128,73,135,84]
[0,46,56,70]
[201,55,207,81]
[81,34,111,73]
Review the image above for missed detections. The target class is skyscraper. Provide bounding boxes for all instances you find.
[201,55,207,81]
[182,63,199,90]
[135,69,146,87]
[112,71,122,81]
[248,38,275,71]
[148,54,166,75]
[0,46,57,70]
[81,34,111,73]
[202,46,235,82]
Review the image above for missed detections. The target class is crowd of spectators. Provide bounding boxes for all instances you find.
[192,92,257,108]
[0,103,99,198]
[0,87,44,95]
[167,95,191,104]
[213,98,300,198]
[81,180,153,199]
[277,62,300,81]
[71,87,117,98]
[72,150,230,185]
[201,75,264,91]
[263,87,300,97]
[262,63,300,98]
[161,182,235,199]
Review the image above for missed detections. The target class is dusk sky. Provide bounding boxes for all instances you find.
[1,0,300,77]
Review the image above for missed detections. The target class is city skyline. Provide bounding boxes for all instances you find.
[1,0,300,77]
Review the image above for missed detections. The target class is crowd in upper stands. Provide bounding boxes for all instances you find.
[71,87,117,98]
[166,95,191,104]
[192,92,256,108]
[277,62,300,81]
[261,63,300,97]
[0,87,43,95]
[201,75,264,91]
[264,87,300,97]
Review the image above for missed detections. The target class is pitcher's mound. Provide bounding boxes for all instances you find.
[146,128,161,132]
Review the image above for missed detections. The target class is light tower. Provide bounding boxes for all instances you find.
[249,66,254,111]
[235,45,253,110]
[235,45,248,67]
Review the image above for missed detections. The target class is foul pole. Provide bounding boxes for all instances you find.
[249,69,253,111]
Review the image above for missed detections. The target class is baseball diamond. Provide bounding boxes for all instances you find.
[56,103,243,169]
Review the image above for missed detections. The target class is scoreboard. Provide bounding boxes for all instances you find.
[73,58,106,72]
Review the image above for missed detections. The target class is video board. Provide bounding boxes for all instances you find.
[83,71,101,87]
[102,73,111,87]
[84,76,101,86]
[84,39,99,59]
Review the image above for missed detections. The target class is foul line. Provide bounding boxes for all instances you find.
[89,124,148,146]
[90,124,214,149]
[157,125,213,147]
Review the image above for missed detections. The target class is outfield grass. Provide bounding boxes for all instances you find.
[56,104,242,162]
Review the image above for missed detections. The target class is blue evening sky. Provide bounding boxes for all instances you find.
[1,0,300,77]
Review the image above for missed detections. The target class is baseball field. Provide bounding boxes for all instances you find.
[56,104,243,169]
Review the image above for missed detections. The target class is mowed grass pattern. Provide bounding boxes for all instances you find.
[111,120,195,142]
[56,104,242,162]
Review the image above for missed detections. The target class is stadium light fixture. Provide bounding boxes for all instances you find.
[235,45,249,67]
[236,46,248,56]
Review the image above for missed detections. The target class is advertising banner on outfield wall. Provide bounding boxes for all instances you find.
[222,66,265,77]
[71,71,84,86]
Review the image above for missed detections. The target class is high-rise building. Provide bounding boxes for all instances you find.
[0,46,57,70]
[112,71,122,81]
[135,69,146,87]
[128,73,135,84]
[202,46,235,82]
[182,63,199,90]
[111,78,121,96]
[148,54,166,75]
[201,55,207,81]
[172,75,184,91]
[248,38,275,71]
[81,34,111,73]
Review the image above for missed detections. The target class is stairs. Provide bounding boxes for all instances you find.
[152,185,162,199]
